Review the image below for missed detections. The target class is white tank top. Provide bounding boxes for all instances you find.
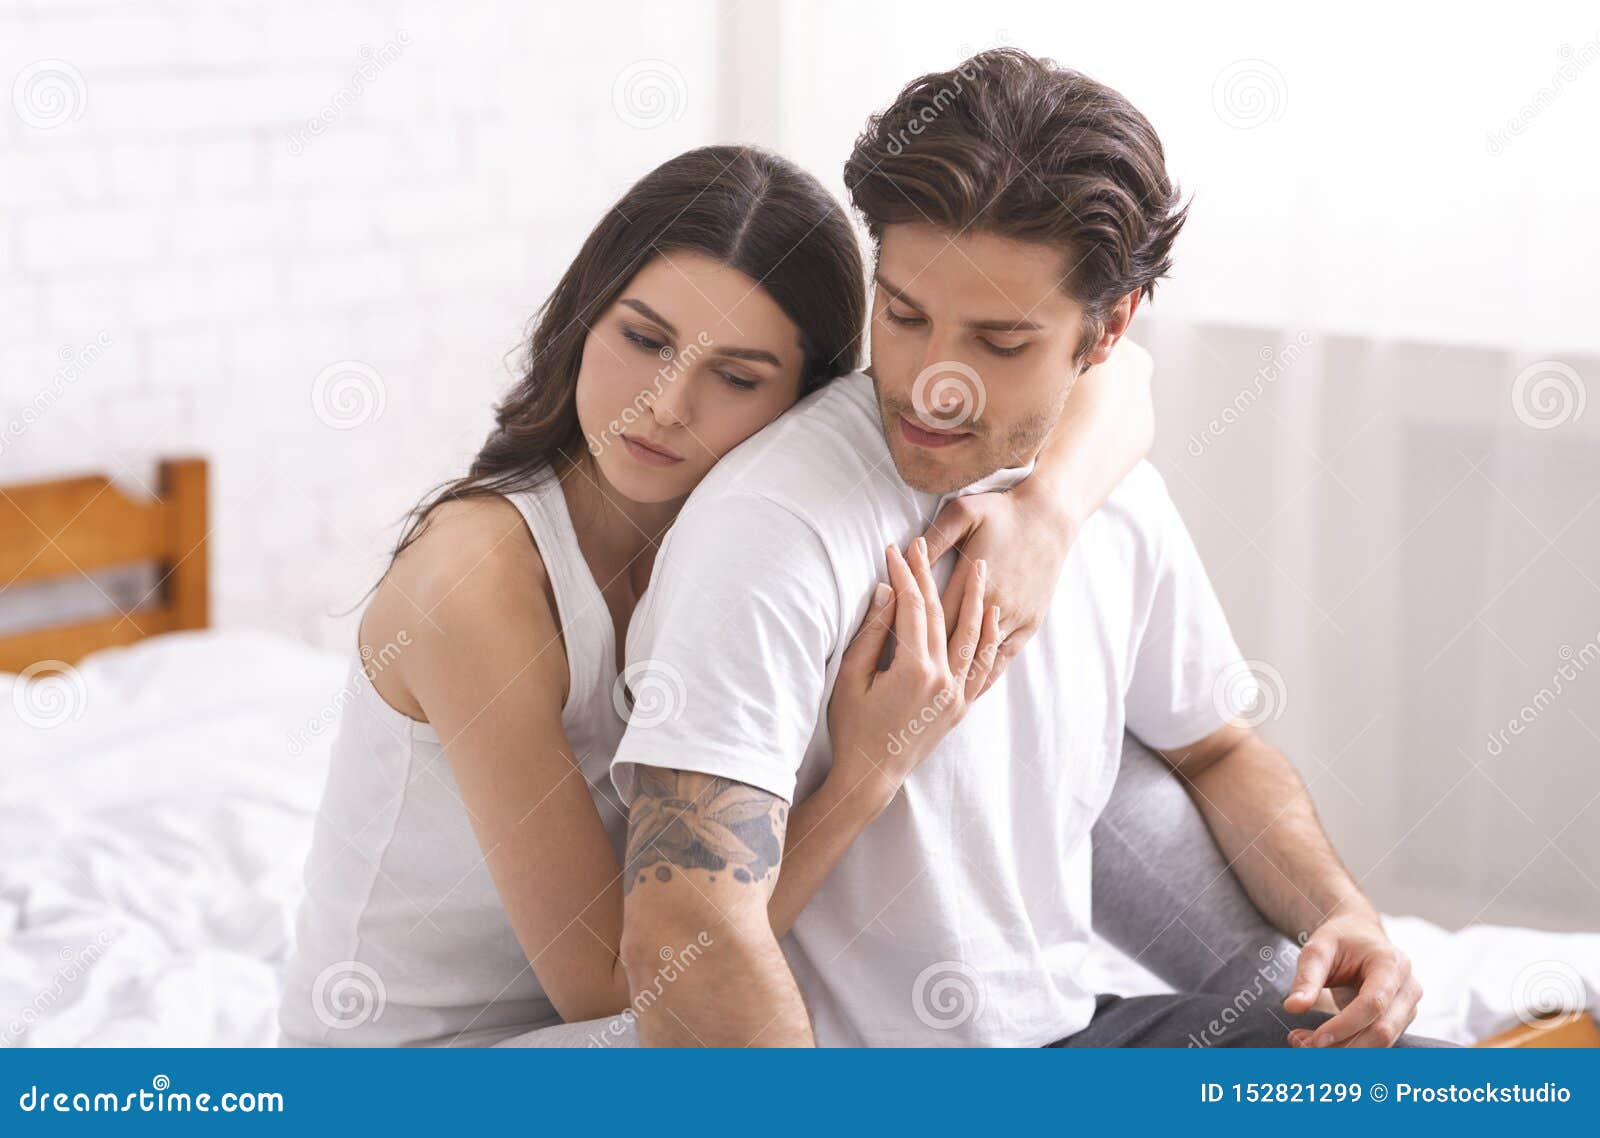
[278,472,627,1046]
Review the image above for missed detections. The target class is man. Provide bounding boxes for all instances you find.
[610,49,1438,1047]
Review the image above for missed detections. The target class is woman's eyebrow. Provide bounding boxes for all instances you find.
[622,296,780,367]
[619,297,677,336]
[712,345,781,367]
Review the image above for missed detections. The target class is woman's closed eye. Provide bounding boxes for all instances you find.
[882,305,926,328]
[718,369,759,391]
[621,325,670,356]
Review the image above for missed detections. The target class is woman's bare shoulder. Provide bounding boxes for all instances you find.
[361,494,566,709]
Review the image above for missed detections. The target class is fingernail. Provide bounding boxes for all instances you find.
[915,536,927,557]
[873,582,892,607]
[1315,1033,1333,1047]
[977,558,987,578]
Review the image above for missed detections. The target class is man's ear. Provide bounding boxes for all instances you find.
[1083,290,1142,367]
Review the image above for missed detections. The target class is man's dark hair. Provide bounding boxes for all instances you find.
[844,48,1187,354]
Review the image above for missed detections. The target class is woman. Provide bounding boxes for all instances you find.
[278,146,1158,1046]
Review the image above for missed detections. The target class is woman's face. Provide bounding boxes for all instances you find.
[576,252,807,504]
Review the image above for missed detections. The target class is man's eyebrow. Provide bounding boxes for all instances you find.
[619,298,678,337]
[874,273,1041,333]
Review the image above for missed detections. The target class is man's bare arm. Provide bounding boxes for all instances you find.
[618,767,813,1047]
[1157,723,1424,1046]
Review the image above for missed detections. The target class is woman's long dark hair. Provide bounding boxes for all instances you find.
[385,145,865,568]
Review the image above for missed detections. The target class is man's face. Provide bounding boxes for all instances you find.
[869,223,1100,494]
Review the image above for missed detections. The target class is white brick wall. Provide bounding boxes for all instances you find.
[1,0,729,649]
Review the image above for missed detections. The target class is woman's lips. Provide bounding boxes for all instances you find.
[621,433,685,466]
[899,415,974,449]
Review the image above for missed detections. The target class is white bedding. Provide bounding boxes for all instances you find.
[2,631,1595,1047]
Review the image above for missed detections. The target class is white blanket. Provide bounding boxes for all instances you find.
[2,631,1594,1046]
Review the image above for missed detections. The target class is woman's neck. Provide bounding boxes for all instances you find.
[554,451,681,598]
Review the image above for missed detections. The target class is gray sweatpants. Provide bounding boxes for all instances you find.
[501,735,1443,1047]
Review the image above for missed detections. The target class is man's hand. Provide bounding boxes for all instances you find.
[1283,908,1423,1047]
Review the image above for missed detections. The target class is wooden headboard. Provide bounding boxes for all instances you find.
[0,458,209,673]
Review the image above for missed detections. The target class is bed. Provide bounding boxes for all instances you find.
[1,462,1596,1047]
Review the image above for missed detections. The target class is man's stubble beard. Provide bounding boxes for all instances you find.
[872,374,1074,495]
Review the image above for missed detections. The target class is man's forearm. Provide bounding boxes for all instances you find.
[621,888,812,1047]
[619,767,815,1046]
[1182,733,1377,939]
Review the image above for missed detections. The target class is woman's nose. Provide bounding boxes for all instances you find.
[649,373,691,428]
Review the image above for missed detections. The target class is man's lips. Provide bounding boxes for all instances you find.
[621,433,685,466]
[898,415,974,450]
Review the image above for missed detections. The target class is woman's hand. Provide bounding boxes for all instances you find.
[824,537,1001,812]
[920,339,1156,690]
[920,483,1076,695]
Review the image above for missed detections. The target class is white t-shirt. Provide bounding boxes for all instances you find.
[611,371,1252,1047]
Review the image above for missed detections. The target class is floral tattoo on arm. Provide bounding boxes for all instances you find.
[623,767,788,895]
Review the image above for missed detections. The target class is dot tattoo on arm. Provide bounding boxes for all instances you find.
[623,768,785,895]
